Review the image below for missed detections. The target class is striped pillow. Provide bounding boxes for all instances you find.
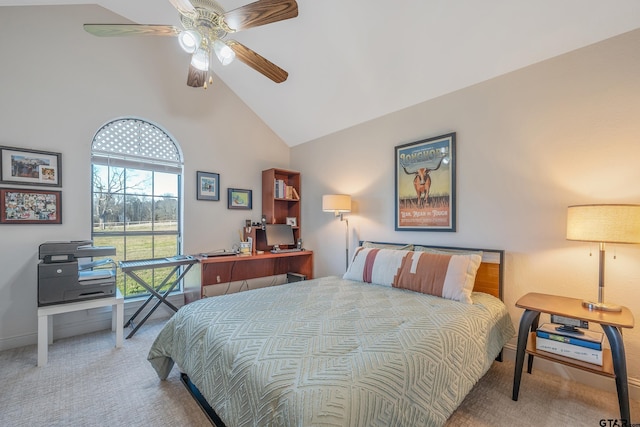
[343,247,481,303]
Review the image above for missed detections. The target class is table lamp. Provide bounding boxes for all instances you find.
[566,204,640,311]
[322,194,352,270]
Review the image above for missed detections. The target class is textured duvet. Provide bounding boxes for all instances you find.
[148,276,514,427]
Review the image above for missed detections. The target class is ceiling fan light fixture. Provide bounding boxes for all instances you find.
[191,47,210,71]
[178,30,201,54]
[213,39,236,66]
[84,0,299,86]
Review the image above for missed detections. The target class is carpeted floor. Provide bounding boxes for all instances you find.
[0,319,637,426]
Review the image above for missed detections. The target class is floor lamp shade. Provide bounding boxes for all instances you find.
[566,204,640,311]
[322,194,351,213]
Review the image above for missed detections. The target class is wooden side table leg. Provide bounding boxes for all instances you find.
[601,325,630,423]
[512,309,539,401]
[527,313,540,374]
[37,313,48,367]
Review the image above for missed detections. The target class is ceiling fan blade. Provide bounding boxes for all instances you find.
[169,0,197,19]
[187,64,207,88]
[228,41,288,83]
[223,0,298,32]
[83,24,181,37]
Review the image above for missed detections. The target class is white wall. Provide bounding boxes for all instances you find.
[0,6,289,349]
[292,28,640,389]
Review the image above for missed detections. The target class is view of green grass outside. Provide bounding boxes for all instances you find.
[93,222,180,298]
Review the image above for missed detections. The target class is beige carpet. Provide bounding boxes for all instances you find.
[0,319,637,426]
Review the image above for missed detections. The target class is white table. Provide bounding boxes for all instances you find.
[37,289,123,367]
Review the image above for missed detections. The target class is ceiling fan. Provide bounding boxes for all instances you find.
[84,0,298,89]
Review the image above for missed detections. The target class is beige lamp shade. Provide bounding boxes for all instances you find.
[567,204,640,243]
[322,194,351,213]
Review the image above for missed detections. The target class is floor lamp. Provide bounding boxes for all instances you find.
[322,194,352,270]
[566,204,640,312]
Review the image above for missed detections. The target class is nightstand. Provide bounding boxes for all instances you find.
[512,292,634,423]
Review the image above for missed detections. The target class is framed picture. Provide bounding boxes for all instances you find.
[0,146,62,187]
[228,188,252,210]
[286,216,297,227]
[395,132,456,231]
[0,188,62,224]
[197,171,220,201]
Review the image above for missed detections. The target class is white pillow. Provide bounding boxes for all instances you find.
[361,241,414,251]
[343,247,482,304]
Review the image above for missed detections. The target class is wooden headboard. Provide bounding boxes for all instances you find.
[359,242,504,300]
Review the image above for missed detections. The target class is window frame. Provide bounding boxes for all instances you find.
[90,118,184,299]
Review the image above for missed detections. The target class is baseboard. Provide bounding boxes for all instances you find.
[502,343,640,401]
[0,293,185,352]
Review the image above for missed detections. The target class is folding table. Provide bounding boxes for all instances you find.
[119,255,199,338]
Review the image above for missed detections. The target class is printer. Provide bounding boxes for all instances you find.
[38,240,117,306]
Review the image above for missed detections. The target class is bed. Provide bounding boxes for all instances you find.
[148,243,515,427]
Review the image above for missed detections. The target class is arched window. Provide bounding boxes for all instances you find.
[91,118,183,298]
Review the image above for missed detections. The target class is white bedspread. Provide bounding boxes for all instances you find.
[148,276,514,427]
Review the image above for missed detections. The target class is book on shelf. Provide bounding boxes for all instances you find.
[535,336,603,366]
[274,179,286,198]
[274,179,299,200]
[536,323,603,350]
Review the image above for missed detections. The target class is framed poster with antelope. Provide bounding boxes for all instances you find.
[394,132,456,231]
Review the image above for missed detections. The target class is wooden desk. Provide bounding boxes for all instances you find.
[198,251,313,298]
[512,292,635,423]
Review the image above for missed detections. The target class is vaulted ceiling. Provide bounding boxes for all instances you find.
[3,1,640,146]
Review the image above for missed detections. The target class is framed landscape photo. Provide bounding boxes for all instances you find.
[0,146,62,187]
[228,188,252,210]
[197,171,220,201]
[395,132,456,231]
[0,188,62,224]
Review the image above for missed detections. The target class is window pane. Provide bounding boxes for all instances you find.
[107,166,126,195]
[153,235,180,294]
[125,235,153,260]
[153,196,178,231]
[154,235,178,258]
[155,172,178,197]
[92,193,104,232]
[92,164,108,192]
[126,169,152,196]
[93,193,124,232]
[123,235,154,297]
[92,235,125,296]
[124,195,152,229]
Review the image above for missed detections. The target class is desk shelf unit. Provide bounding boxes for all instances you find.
[262,168,301,247]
